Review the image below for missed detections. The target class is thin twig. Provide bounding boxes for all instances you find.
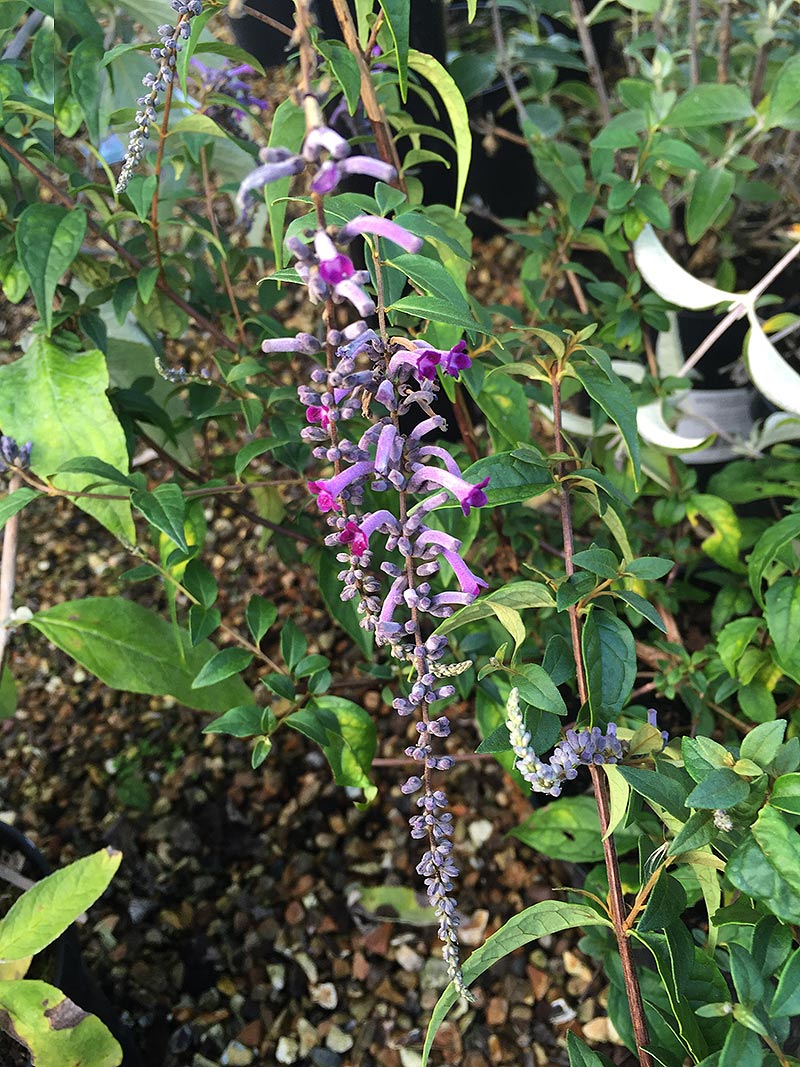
[688,0,700,86]
[0,134,239,354]
[2,9,44,59]
[489,0,528,130]
[717,0,731,83]
[751,42,770,105]
[0,474,21,677]
[200,146,247,344]
[567,0,611,125]
[240,4,293,37]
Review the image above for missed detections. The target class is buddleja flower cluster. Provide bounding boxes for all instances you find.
[115,0,203,194]
[506,691,667,796]
[248,118,489,997]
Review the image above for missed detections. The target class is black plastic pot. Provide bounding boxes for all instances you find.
[0,821,144,1067]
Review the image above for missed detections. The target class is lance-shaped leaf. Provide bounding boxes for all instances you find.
[408,49,471,214]
[421,902,611,1065]
[14,204,87,335]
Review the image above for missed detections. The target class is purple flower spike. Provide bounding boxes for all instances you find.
[339,215,423,254]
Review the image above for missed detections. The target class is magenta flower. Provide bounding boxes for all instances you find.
[440,549,488,598]
[442,341,471,376]
[306,405,332,431]
[413,341,471,381]
[339,521,369,557]
[319,254,355,286]
[309,460,374,513]
[407,465,491,515]
[417,350,441,380]
[307,481,342,513]
[312,156,397,195]
[339,215,423,254]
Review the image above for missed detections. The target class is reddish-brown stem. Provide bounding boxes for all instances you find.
[151,77,175,275]
[240,4,293,37]
[688,0,700,86]
[200,146,247,344]
[0,474,21,676]
[451,385,480,464]
[550,363,653,1067]
[0,134,239,354]
[568,0,611,125]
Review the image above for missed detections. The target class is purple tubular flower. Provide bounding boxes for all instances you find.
[338,215,423,254]
[309,460,373,512]
[235,150,305,214]
[261,332,321,355]
[303,124,350,161]
[440,549,488,598]
[407,465,491,515]
[340,156,397,183]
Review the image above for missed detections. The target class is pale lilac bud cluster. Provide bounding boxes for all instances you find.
[506,690,668,798]
[115,0,203,194]
[0,436,32,473]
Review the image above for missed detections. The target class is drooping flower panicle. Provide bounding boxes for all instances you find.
[115,0,203,194]
[244,110,486,996]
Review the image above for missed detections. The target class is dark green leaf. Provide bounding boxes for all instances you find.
[512,663,568,716]
[729,943,765,1008]
[625,556,674,579]
[449,451,554,510]
[251,737,272,768]
[615,590,668,633]
[668,810,715,856]
[510,795,639,862]
[202,704,266,738]
[740,720,786,770]
[69,39,104,143]
[388,294,479,332]
[567,1032,607,1067]
[572,546,620,579]
[582,608,636,714]
[192,647,253,689]
[188,605,220,646]
[15,204,87,335]
[617,766,687,818]
[686,768,750,810]
[281,619,307,672]
[183,560,218,609]
[263,673,296,701]
[639,872,687,932]
[132,484,187,552]
[0,487,39,532]
[572,361,641,487]
[749,513,800,604]
[770,946,800,1017]
[285,695,376,796]
[666,85,754,128]
[751,915,792,979]
[56,456,137,489]
[718,1022,762,1067]
[246,595,278,644]
[770,773,800,815]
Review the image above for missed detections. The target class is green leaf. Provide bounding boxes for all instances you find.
[567,1032,606,1067]
[55,457,139,489]
[616,766,687,819]
[167,113,229,139]
[512,663,568,716]
[639,872,687,932]
[281,619,307,672]
[572,361,641,488]
[443,451,554,510]
[0,980,122,1067]
[718,1022,762,1067]
[30,597,251,713]
[192,647,253,689]
[380,0,410,98]
[388,293,479,331]
[668,810,715,856]
[390,252,469,311]
[245,595,277,644]
[202,704,268,739]
[356,885,438,926]
[69,38,105,143]
[267,99,306,271]
[686,768,750,810]
[285,695,376,797]
[764,577,800,673]
[421,902,611,1065]
[188,605,220,646]
[728,813,800,925]
[15,205,86,335]
[770,773,800,815]
[686,169,735,244]
[408,49,471,213]
[0,339,135,542]
[572,546,620,579]
[434,580,555,638]
[666,85,754,128]
[717,617,762,676]
[582,608,636,714]
[615,590,668,633]
[766,53,800,129]
[0,848,121,960]
[729,943,765,1008]
[770,946,800,1017]
[740,720,786,769]
[510,795,638,862]
[749,513,800,604]
[0,487,39,532]
[182,560,217,609]
[316,39,361,114]
[0,670,16,721]
[132,484,187,552]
